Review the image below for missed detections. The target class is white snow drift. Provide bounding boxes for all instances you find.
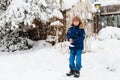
[98,26,120,40]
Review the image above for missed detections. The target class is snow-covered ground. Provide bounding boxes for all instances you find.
[0,27,120,80]
[98,26,120,40]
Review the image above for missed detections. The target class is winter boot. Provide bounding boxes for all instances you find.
[66,69,74,76]
[74,71,80,78]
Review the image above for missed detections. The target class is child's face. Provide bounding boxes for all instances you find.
[73,20,79,26]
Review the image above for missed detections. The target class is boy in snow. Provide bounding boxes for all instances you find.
[66,15,85,78]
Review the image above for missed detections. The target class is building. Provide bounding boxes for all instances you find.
[92,0,120,28]
[100,4,120,28]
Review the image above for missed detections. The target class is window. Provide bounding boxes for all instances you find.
[118,15,120,28]
[101,14,120,28]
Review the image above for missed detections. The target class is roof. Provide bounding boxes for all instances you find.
[94,0,120,6]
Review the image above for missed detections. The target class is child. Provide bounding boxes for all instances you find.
[66,16,85,78]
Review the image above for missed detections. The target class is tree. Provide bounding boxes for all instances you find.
[0,0,64,52]
[0,0,11,11]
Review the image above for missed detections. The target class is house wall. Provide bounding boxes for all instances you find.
[100,5,120,28]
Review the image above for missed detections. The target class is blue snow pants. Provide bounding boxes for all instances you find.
[69,49,82,71]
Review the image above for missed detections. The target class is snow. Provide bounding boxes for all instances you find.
[0,27,120,80]
[94,0,120,6]
[92,0,120,12]
[0,0,63,29]
[61,0,79,10]
[98,26,120,40]
[50,9,63,19]
[46,35,55,42]
[50,21,63,26]
[26,38,34,47]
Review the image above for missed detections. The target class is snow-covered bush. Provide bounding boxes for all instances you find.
[0,0,63,52]
[46,24,64,45]
[98,26,120,40]
[0,0,11,11]
[0,28,33,52]
[0,0,62,30]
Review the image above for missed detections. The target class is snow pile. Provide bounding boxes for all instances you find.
[50,21,63,26]
[98,26,120,40]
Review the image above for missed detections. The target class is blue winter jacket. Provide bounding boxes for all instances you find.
[66,25,85,50]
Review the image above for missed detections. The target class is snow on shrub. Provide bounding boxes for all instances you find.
[0,0,12,11]
[0,0,63,52]
[50,9,63,19]
[0,28,33,52]
[50,21,63,26]
[98,26,120,40]
[60,0,79,11]
[0,0,62,30]
[0,0,80,52]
